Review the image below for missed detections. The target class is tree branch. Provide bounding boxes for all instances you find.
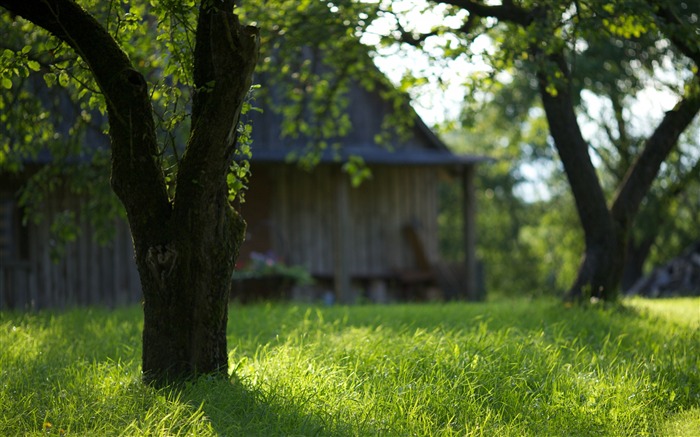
[435,0,535,27]
[174,1,259,214]
[0,0,171,248]
[611,76,700,226]
[1,0,130,104]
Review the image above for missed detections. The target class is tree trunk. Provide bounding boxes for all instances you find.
[138,195,246,383]
[1,0,259,384]
[536,54,625,301]
[537,49,700,302]
[138,1,259,384]
[621,236,655,291]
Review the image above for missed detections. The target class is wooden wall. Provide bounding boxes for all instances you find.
[2,162,445,308]
[239,163,440,279]
[0,192,141,310]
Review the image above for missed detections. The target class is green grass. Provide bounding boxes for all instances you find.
[1,297,698,436]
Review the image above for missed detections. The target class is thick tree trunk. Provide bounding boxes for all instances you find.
[2,0,259,384]
[138,196,246,382]
[139,2,259,383]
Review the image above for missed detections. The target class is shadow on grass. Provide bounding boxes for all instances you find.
[0,308,366,435]
[174,374,366,436]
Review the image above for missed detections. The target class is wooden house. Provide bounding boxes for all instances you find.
[236,77,489,303]
[0,71,488,309]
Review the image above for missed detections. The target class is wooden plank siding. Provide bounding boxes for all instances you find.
[2,62,487,308]
[0,191,141,310]
[239,163,440,281]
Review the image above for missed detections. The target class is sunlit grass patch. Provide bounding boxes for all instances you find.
[628,297,700,329]
[228,298,699,436]
[1,297,698,435]
[660,406,700,436]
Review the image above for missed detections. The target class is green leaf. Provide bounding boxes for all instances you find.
[58,71,69,87]
[27,60,41,72]
[1,77,11,89]
[43,73,56,87]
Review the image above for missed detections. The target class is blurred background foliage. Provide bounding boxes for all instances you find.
[1,0,698,297]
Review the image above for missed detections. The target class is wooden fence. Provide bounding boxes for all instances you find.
[0,194,141,310]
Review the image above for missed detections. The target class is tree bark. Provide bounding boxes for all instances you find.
[535,53,625,300]
[2,0,259,384]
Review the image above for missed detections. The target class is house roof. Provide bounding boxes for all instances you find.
[14,52,490,169]
[247,61,491,167]
[249,113,490,166]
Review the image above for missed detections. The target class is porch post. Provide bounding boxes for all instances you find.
[461,164,480,300]
[333,172,352,304]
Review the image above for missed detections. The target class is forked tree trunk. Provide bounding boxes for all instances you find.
[135,1,259,383]
[1,0,259,384]
[537,52,700,302]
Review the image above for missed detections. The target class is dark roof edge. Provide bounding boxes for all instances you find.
[249,147,492,166]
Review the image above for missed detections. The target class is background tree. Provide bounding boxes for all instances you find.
[439,23,700,296]
[375,0,700,301]
[572,25,700,290]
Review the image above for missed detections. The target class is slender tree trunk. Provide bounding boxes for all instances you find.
[536,54,625,301]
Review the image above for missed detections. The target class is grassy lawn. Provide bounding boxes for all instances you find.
[1,297,698,436]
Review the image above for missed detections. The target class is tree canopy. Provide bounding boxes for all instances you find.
[370,0,699,300]
[0,0,402,249]
[1,0,698,317]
